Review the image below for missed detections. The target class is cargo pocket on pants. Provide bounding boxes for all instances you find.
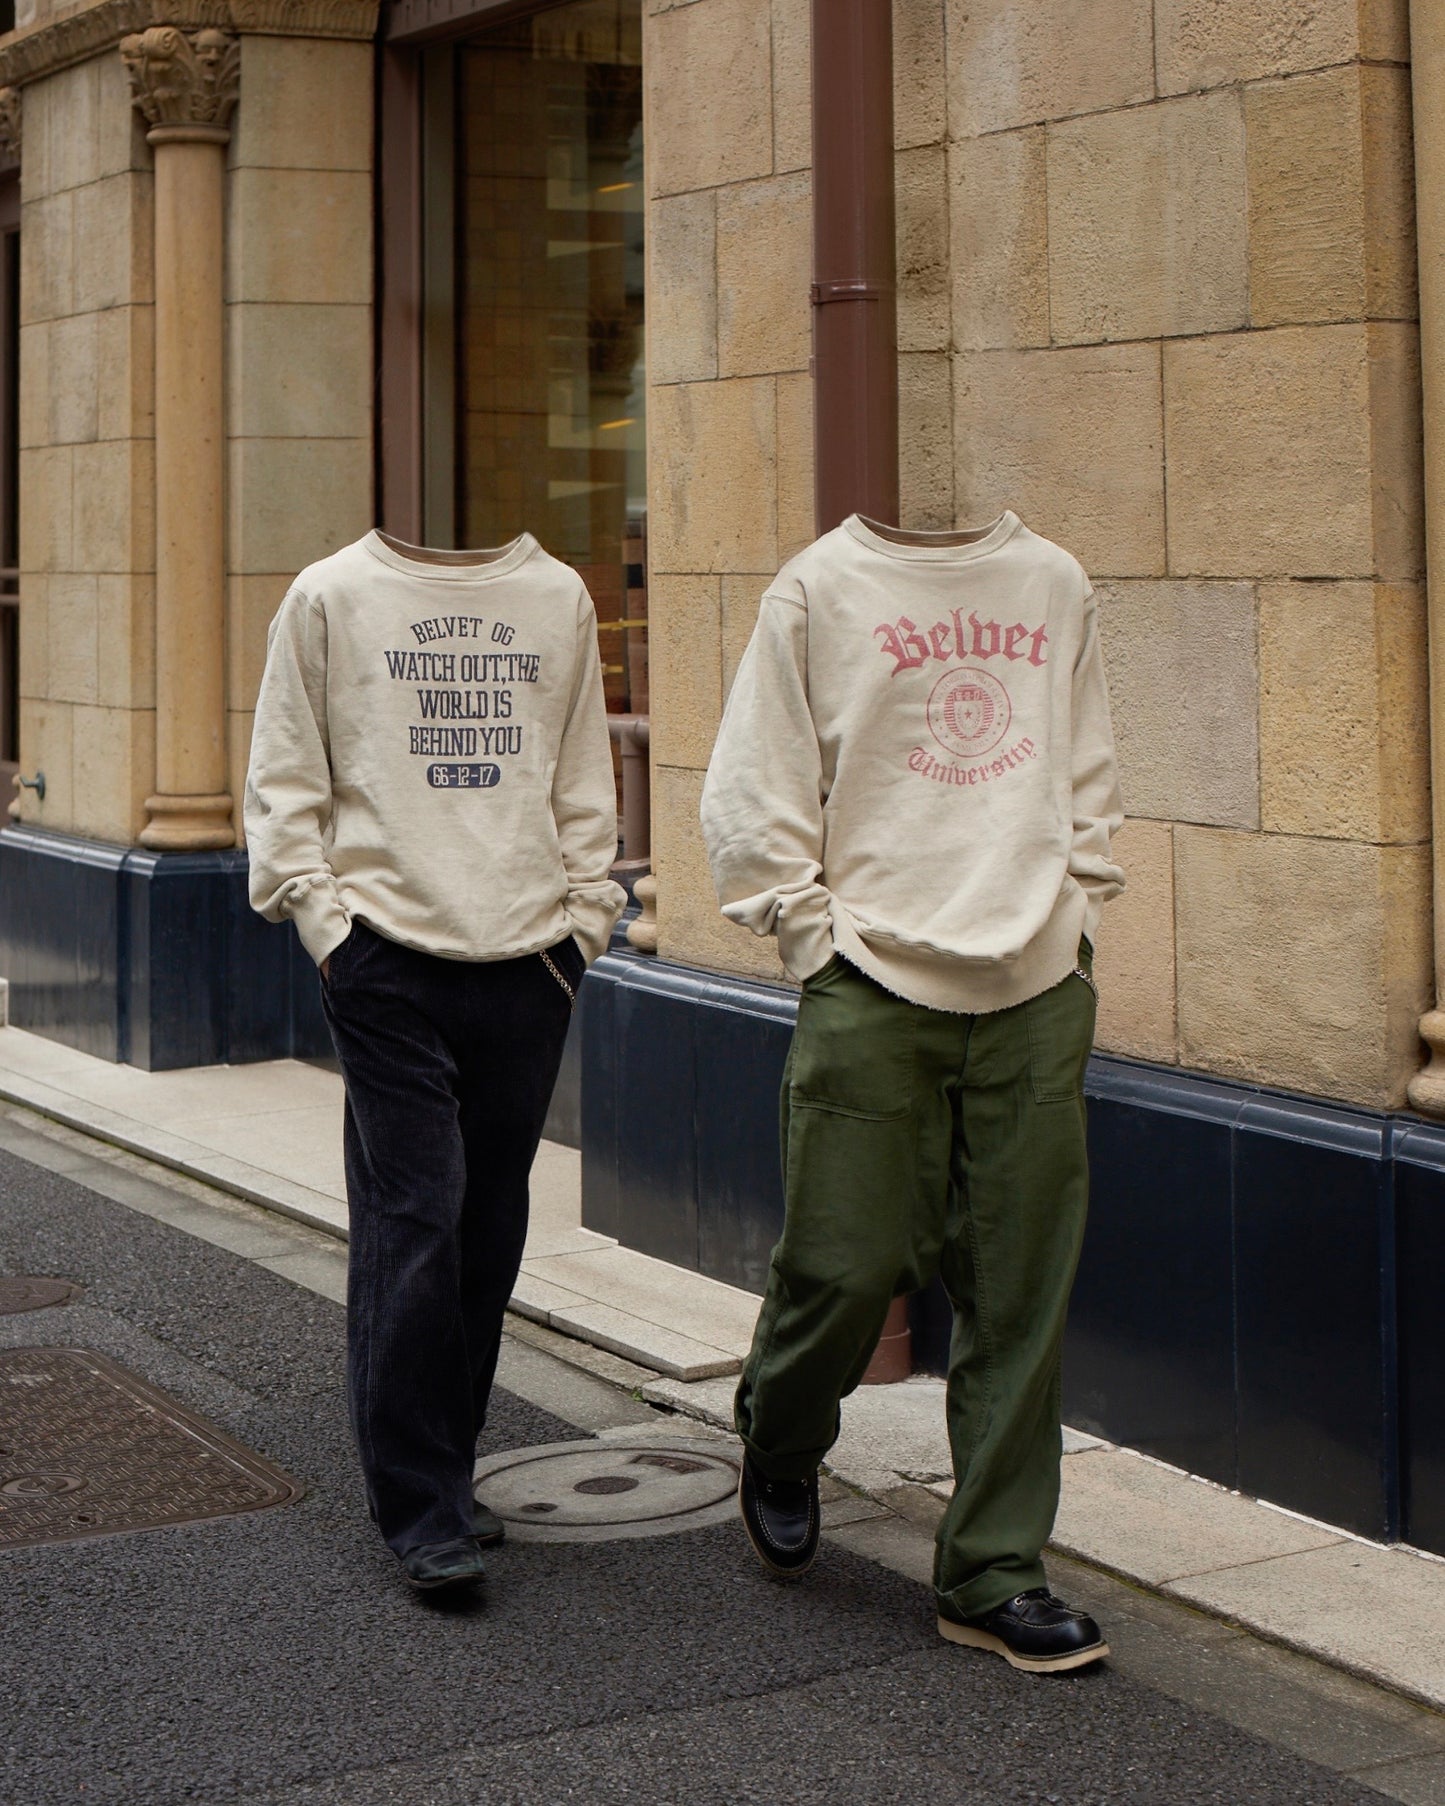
[1023,963,1097,1105]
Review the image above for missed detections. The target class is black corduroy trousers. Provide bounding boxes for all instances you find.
[320,918,582,1555]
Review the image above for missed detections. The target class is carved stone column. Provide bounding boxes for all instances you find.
[122,27,238,850]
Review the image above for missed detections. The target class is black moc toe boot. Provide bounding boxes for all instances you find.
[400,1537,489,1594]
[738,1452,820,1580]
[938,1588,1109,1673]
[472,1500,505,1547]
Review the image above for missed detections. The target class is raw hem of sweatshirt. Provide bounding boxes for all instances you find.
[830,890,1089,1016]
[338,895,625,967]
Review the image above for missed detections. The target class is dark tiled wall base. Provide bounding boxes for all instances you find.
[580,945,1445,1554]
[0,825,330,1070]
[1062,1066,1398,1541]
[580,945,793,1290]
[1397,1121,1445,1555]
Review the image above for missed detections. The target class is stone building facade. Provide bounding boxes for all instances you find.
[645,0,1430,1115]
[0,0,1439,1553]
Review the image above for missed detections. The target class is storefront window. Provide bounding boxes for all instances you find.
[425,1,646,715]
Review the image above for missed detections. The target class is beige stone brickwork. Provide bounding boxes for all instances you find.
[1094,818,1176,1066]
[647,0,971,976]
[13,48,154,843]
[1096,579,1259,830]
[1246,64,1417,328]
[1258,580,1429,844]
[643,0,1429,1111]
[1047,91,1249,345]
[10,24,373,850]
[1175,829,1430,1108]
[224,31,373,839]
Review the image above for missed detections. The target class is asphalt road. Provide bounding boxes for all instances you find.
[0,1141,1408,1805]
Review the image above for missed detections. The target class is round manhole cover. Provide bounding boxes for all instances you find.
[473,1438,740,1543]
[0,1277,82,1316]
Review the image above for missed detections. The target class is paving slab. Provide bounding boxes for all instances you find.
[53,1058,340,1127]
[256,1247,349,1306]
[825,1375,953,1494]
[177,1105,348,1197]
[522,1145,615,1257]
[1052,1445,1348,1585]
[642,1372,738,1428]
[524,1243,760,1356]
[1167,1538,1445,1711]
[508,1268,589,1325]
[0,1026,109,1077]
[1356,1752,1445,1805]
[547,1299,739,1381]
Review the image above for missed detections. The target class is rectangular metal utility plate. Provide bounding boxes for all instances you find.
[0,1347,303,1550]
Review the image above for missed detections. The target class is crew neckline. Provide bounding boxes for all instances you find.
[362,528,539,581]
[843,511,1021,564]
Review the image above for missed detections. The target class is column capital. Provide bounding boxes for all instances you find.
[120,25,239,141]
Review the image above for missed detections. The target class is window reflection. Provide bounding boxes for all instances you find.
[456,1,645,713]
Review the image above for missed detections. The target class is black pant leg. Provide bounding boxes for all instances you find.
[451,950,575,1441]
[322,927,476,1556]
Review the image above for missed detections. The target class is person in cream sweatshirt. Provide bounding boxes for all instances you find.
[246,529,624,1595]
[702,510,1124,1673]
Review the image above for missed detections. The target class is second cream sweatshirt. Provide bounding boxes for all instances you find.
[700,512,1125,1014]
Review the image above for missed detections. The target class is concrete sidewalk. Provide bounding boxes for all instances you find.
[9,1136,1439,1806]
[0,1023,1442,1722]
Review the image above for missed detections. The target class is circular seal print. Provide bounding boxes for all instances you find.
[926,666,1012,760]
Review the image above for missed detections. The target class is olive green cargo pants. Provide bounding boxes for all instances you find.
[734,947,1095,1621]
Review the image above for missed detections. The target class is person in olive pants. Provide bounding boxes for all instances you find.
[733,941,1097,1624]
[702,512,1123,1668]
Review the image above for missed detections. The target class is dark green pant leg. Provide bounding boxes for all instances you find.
[734,957,954,1482]
[933,964,1095,1620]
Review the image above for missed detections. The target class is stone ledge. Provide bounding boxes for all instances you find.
[0,0,378,89]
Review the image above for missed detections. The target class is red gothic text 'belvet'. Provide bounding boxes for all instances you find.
[874,611,1048,676]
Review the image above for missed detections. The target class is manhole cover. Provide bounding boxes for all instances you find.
[0,1348,303,1550]
[473,1437,740,1543]
[0,1277,81,1316]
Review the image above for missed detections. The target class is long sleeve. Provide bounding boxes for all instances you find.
[243,588,351,966]
[552,594,627,965]
[700,594,834,981]
[1068,589,1126,947]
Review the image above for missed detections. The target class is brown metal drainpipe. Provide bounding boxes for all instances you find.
[812,0,900,534]
[812,0,911,1382]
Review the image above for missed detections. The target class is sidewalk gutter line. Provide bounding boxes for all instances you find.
[0,1069,349,1242]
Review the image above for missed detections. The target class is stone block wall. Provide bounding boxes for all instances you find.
[644,0,1431,1110]
[14,49,156,844]
[644,0,954,981]
[946,0,1428,1110]
[224,32,373,842]
[7,19,373,852]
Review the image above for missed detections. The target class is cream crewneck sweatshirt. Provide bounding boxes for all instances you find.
[700,512,1125,1014]
[245,530,626,968]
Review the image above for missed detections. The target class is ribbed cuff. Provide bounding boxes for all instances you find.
[285,880,351,966]
[566,881,628,966]
[775,901,835,983]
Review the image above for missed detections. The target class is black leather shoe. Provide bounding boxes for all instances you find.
[400,1538,488,1594]
[938,1588,1108,1673]
[472,1499,505,1547]
[738,1452,819,1580]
